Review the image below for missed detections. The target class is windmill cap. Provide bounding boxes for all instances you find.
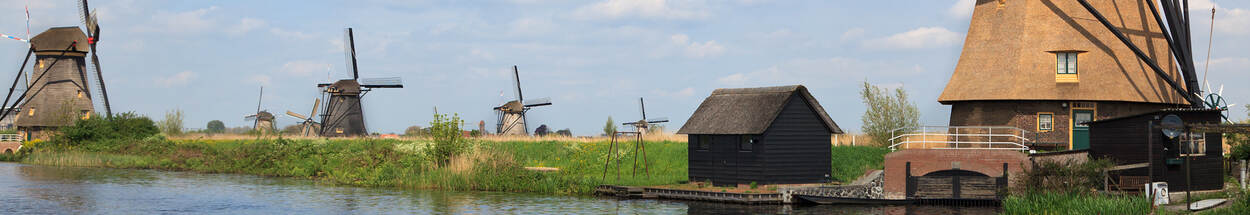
[30,27,91,53]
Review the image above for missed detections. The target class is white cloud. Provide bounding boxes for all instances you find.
[670,34,725,58]
[717,57,924,86]
[269,28,316,40]
[509,17,556,35]
[132,6,220,34]
[1216,8,1250,35]
[226,18,266,36]
[573,0,709,20]
[840,27,866,41]
[652,87,696,98]
[862,27,961,49]
[279,60,329,76]
[246,74,271,85]
[156,71,196,87]
[948,0,975,19]
[1189,0,1218,11]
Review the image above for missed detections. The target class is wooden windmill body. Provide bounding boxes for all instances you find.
[493,66,551,136]
[320,79,367,137]
[939,0,1204,150]
[15,27,96,140]
[315,28,402,137]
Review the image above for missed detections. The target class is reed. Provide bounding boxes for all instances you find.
[1002,192,1151,215]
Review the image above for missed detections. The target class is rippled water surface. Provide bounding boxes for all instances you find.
[0,162,999,214]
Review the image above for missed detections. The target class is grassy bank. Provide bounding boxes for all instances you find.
[829,146,890,183]
[1002,192,1151,215]
[15,137,686,195]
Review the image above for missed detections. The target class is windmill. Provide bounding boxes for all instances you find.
[285,98,322,137]
[493,66,552,135]
[79,0,112,116]
[1078,0,1204,107]
[316,28,403,137]
[0,27,96,140]
[622,97,669,135]
[244,86,276,134]
[602,97,668,182]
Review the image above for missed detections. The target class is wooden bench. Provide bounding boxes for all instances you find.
[1114,176,1150,192]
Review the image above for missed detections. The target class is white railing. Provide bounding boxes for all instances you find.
[888,126,1031,151]
[0,134,19,142]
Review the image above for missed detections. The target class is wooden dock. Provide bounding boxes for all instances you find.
[594,185,786,204]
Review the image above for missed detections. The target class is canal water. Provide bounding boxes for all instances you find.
[0,162,999,214]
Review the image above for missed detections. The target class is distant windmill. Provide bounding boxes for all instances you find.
[285,98,322,137]
[622,97,669,135]
[316,28,403,137]
[493,66,552,135]
[244,86,276,134]
[602,97,668,182]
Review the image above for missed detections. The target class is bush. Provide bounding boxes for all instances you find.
[206,120,225,134]
[157,109,185,135]
[429,113,467,167]
[56,112,159,148]
[859,81,919,146]
[603,116,616,136]
[1231,143,1250,161]
[1014,159,1114,195]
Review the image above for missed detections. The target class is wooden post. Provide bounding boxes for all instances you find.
[1147,121,1154,204]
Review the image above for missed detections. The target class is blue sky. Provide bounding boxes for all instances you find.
[0,0,1246,135]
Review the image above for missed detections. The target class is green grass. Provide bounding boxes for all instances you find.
[1002,192,1152,215]
[16,138,687,195]
[829,146,890,183]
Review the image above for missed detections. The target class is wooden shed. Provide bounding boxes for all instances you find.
[676,85,842,186]
[1088,108,1223,191]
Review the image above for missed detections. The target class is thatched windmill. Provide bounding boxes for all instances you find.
[0,0,113,140]
[493,66,552,135]
[938,0,1208,150]
[316,28,403,137]
[285,98,321,137]
[244,86,276,133]
[0,27,97,140]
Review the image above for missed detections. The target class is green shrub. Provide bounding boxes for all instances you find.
[157,109,184,135]
[859,81,920,146]
[1013,159,1114,195]
[429,113,467,167]
[57,112,159,147]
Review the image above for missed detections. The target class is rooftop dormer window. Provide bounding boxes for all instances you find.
[1056,52,1078,74]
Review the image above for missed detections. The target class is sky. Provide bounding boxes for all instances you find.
[0,0,1246,136]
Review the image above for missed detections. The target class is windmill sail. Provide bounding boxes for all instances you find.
[344,28,359,80]
[523,97,552,107]
[361,77,403,88]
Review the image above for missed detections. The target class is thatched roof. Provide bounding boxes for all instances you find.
[677,85,842,135]
[29,27,89,53]
[938,0,1187,105]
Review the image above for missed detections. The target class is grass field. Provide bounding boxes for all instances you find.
[12,135,898,195]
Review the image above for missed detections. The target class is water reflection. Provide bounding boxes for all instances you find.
[0,162,998,214]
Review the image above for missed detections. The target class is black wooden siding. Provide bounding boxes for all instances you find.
[759,94,831,184]
[1088,110,1223,191]
[687,92,831,185]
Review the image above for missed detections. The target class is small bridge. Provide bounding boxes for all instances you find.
[882,126,1032,201]
[0,134,22,154]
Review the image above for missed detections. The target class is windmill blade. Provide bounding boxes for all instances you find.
[512,65,523,103]
[244,115,258,121]
[638,97,647,120]
[646,117,670,124]
[344,28,359,80]
[361,77,403,88]
[286,111,308,121]
[523,97,551,107]
[308,98,321,120]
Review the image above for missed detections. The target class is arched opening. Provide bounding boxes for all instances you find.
[3,149,12,154]
[924,169,989,177]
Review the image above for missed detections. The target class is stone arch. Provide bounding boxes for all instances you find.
[924,169,990,177]
[3,149,11,154]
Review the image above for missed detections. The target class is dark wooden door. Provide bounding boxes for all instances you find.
[715,135,738,186]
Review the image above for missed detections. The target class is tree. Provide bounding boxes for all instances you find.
[859,81,920,146]
[535,124,550,136]
[429,113,466,167]
[158,109,185,136]
[556,129,573,137]
[205,120,225,134]
[403,125,428,137]
[603,116,616,136]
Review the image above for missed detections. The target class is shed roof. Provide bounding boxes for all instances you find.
[676,85,842,135]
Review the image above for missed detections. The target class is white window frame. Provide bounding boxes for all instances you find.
[1057,52,1078,74]
[1038,113,1054,131]
[1180,132,1206,156]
